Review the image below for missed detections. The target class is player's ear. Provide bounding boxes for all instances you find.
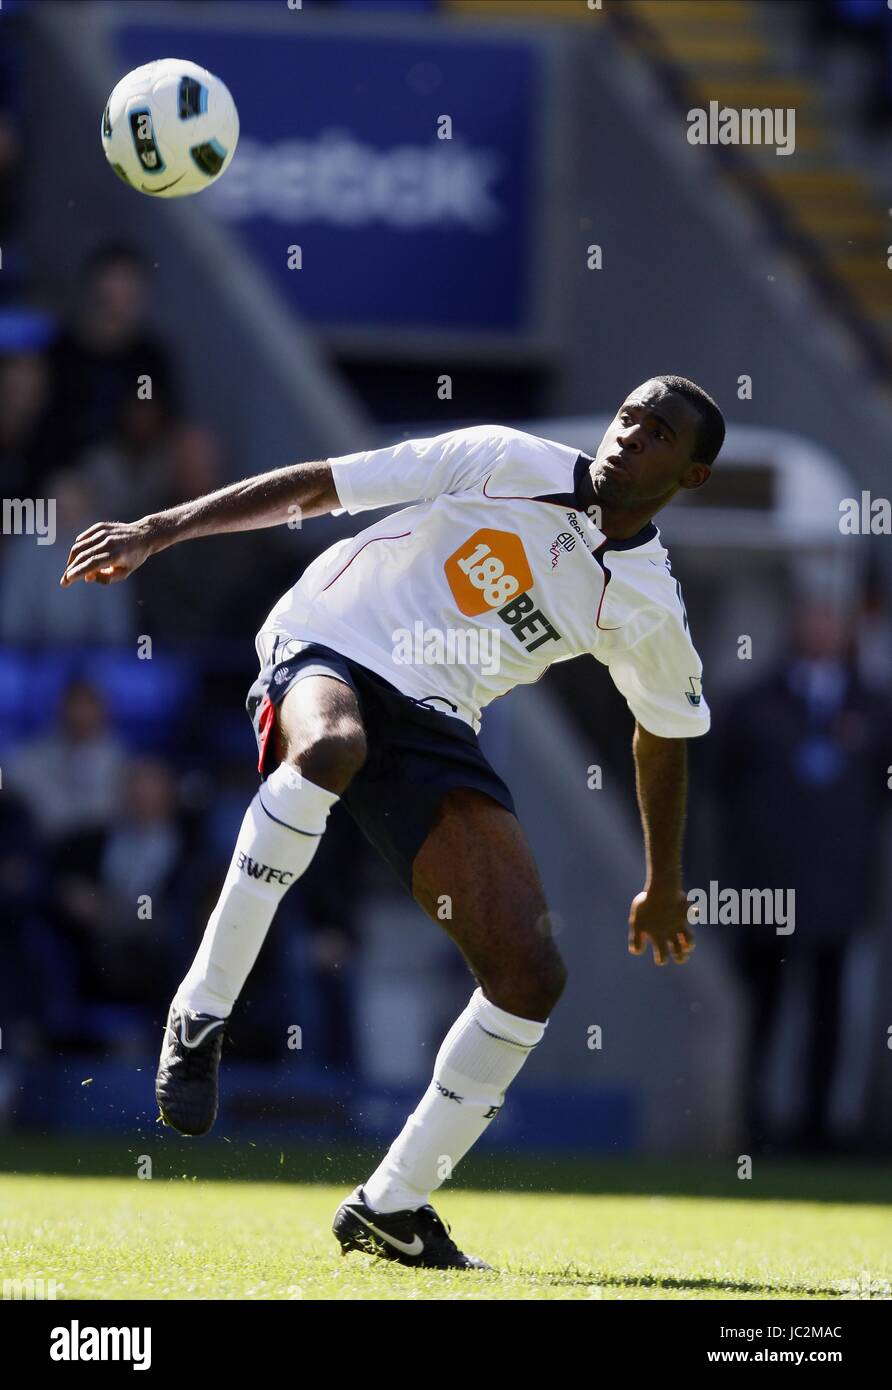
[679,462,711,492]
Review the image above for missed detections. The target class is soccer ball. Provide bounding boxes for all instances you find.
[100,58,239,198]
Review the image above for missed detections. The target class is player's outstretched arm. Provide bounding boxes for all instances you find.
[59,459,339,587]
[627,721,695,967]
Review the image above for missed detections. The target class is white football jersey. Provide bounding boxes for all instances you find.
[257,425,710,738]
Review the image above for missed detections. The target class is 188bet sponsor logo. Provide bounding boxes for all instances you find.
[444,530,561,653]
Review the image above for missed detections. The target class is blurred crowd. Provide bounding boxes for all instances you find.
[0,240,373,1067]
[0,240,375,1065]
[0,667,370,1065]
[0,16,374,1072]
[1,241,297,645]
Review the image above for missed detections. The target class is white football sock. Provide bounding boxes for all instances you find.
[176,762,338,1018]
[362,987,547,1213]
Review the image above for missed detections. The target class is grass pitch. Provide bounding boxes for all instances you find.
[1,1142,890,1300]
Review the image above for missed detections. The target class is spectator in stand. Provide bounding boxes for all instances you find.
[0,467,135,644]
[130,423,231,644]
[0,349,54,495]
[7,678,126,843]
[100,759,186,918]
[0,113,22,251]
[77,394,174,522]
[133,422,290,645]
[40,755,192,1052]
[47,244,180,466]
[712,601,892,1155]
[83,756,189,1006]
[0,786,78,1055]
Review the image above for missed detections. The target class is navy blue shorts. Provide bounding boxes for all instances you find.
[246,641,516,895]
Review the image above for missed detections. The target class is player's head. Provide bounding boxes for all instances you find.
[591,376,724,513]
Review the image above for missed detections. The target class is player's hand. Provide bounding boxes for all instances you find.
[59,518,155,587]
[628,887,694,966]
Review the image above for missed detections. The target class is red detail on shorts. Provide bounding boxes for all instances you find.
[257,693,275,775]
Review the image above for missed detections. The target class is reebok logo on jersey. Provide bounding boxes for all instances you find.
[566,511,598,554]
[435,1082,464,1103]
[236,852,295,886]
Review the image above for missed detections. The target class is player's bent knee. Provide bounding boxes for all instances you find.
[483,941,568,1022]
[291,727,368,795]
[528,946,568,1018]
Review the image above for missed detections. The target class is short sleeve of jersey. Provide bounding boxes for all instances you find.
[329,425,507,516]
[606,607,711,739]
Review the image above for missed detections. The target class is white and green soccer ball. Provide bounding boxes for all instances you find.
[101,58,239,198]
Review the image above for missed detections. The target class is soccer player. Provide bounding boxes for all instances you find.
[61,374,724,1270]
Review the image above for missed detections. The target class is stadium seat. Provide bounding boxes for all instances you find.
[0,649,200,754]
[85,650,199,752]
